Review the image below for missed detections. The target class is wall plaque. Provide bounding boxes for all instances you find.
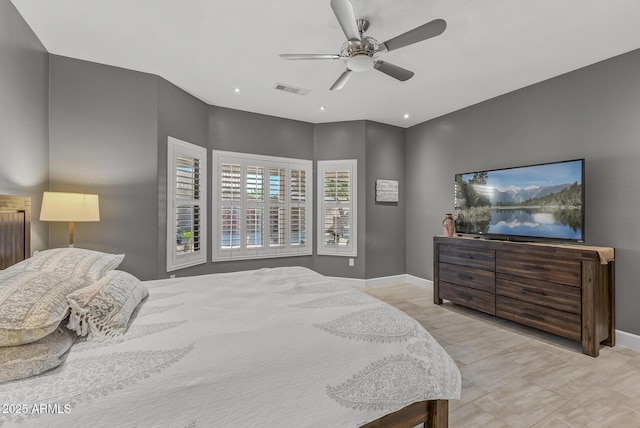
[375,179,398,202]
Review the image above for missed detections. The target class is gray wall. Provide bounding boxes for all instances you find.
[406,48,640,335]
[210,106,314,160]
[44,55,408,281]
[49,55,159,280]
[208,106,316,273]
[170,105,317,277]
[0,0,49,251]
[208,106,317,274]
[314,121,367,278]
[157,78,209,278]
[201,116,406,280]
[365,122,406,279]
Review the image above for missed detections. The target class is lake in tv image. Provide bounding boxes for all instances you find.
[454,160,584,240]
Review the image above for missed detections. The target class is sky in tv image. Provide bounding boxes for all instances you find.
[462,161,582,192]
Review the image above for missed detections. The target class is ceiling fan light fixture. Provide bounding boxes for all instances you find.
[347,54,374,72]
[280,0,446,90]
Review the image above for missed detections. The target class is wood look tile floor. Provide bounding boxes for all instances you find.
[362,284,640,428]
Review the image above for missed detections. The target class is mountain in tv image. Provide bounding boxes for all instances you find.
[487,183,574,204]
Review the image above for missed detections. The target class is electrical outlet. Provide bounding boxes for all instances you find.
[170,274,176,279]
[349,258,354,267]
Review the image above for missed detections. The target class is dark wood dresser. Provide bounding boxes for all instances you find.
[433,236,615,357]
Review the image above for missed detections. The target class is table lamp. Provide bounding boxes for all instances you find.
[40,192,100,247]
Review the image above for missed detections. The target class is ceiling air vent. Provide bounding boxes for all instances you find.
[274,83,311,96]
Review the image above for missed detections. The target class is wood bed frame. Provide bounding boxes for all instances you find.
[0,194,31,269]
[0,194,450,427]
[359,400,449,428]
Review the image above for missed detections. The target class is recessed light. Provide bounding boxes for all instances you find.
[403,113,410,119]
[234,88,240,93]
[320,106,325,111]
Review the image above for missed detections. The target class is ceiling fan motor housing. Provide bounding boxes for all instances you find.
[341,36,380,71]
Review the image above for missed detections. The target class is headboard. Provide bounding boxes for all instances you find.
[0,195,31,269]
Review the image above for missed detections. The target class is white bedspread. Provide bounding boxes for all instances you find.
[0,267,460,428]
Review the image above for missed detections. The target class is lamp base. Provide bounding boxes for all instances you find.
[68,221,75,248]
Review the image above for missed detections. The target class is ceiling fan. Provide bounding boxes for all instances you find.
[280,0,446,90]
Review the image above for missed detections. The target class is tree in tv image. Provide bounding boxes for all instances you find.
[454,160,584,240]
[455,172,492,234]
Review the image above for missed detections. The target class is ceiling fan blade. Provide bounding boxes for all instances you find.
[330,69,353,91]
[374,61,414,81]
[330,0,361,42]
[280,54,341,60]
[379,19,447,52]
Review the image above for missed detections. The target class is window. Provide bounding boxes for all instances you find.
[212,150,312,261]
[167,137,207,271]
[317,159,357,256]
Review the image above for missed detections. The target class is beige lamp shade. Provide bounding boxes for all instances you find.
[40,192,100,247]
[40,192,100,222]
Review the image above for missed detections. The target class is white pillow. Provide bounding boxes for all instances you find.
[0,270,89,347]
[0,327,76,383]
[17,248,124,282]
[67,270,148,340]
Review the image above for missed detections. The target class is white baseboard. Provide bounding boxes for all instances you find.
[405,274,434,291]
[328,276,367,288]
[616,329,640,351]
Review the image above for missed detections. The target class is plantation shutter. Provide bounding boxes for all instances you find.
[268,166,287,252]
[220,162,242,251]
[175,155,201,255]
[167,137,207,271]
[212,150,312,261]
[290,168,307,247]
[246,165,265,250]
[317,160,357,256]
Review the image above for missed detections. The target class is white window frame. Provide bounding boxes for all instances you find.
[167,137,207,272]
[317,159,357,257]
[212,150,313,262]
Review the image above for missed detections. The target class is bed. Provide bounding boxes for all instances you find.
[0,194,460,428]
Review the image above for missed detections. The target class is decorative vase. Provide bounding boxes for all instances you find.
[442,213,454,237]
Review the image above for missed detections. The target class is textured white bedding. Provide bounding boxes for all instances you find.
[0,267,460,428]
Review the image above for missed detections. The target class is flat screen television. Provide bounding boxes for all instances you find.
[454,159,585,242]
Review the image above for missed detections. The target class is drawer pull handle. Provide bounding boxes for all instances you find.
[523,312,544,321]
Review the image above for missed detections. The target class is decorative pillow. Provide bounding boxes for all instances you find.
[1,256,30,271]
[0,270,89,347]
[19,248,125,281]
[67,270,148,340]
[0,327,76,383]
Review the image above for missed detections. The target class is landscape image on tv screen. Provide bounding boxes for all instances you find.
[455,159,584,241]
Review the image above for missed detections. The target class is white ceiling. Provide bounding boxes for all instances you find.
[11,0,640,128]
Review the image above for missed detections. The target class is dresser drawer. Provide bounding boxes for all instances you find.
[439,244,495,270]
[439,282,495,315]
[496,273,581,314]
[496,295,581,341]
[495,251,581,286]
[440,263,495,293]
